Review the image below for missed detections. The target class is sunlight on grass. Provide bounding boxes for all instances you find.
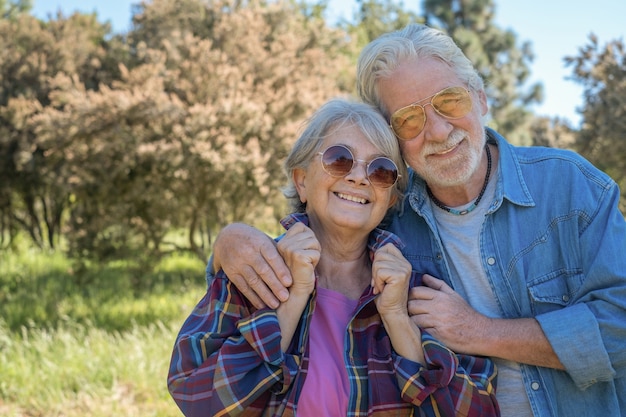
[0,248,207,416]
[0,249,205,331]
[0,318,194,416]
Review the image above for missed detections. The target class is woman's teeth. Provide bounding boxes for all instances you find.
[336,193,367,204]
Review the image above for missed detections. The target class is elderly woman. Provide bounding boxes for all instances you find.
[167,98,499,416]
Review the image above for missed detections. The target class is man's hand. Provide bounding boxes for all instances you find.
[213,223,292,309]
[408,274,564,369]
[407,274,488,354]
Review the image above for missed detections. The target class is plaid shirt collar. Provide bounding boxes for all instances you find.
[279,212,405,254]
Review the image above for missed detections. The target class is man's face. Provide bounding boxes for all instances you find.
[378,57,489,189]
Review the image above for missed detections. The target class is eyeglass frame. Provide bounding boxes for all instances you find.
[389,86,473,141]
[316,144,401,189]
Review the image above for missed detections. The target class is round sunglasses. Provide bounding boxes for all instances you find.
[317,145,400,189]
[389,86,473,140]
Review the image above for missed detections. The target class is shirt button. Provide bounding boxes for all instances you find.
[487,257,496,265]
[531,382,540,391]
[562,295,570,302]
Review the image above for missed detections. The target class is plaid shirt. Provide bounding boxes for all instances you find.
[168,213,499,416]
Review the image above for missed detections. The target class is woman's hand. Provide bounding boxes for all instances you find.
[372,244,424,363]
[277,222,320,297]
[275,223,320,351]
[372,243,412,317]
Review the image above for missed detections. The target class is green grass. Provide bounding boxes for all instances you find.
[0,248,203,331]
[0,248,208,416]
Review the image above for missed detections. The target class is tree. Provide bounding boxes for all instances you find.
[528,116,575,149]
[566,35,626,211]
[347,0,422,46]
[0,11,126,249]
[27,0,353,263]
[0,0,31,19]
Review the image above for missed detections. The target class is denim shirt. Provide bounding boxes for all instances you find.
[389,128,626,416]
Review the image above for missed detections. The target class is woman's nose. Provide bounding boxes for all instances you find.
[344,159,369,185]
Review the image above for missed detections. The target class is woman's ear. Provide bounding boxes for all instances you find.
[387,193,398,209]
[293,168,307,203]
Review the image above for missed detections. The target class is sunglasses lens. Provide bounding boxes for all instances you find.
[390,107,425,141]
[432,87,473,118]
[390,87,473,140]
[367,157,399,188]
[321,145,353,177]
[320,145,398,188]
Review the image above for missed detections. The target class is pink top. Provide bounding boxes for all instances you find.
[296,287,358,416]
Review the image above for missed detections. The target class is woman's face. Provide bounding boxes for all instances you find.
[293,123,397,235]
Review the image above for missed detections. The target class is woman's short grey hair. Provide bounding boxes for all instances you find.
[356,23,484,119]
[283,98,408,213]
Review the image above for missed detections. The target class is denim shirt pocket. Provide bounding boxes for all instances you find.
[527,269,583,315]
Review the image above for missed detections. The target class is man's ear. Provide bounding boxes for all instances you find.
[293,168,307,203]
[478,88,489,116]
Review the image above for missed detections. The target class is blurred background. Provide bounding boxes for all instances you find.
[1,0,624,415]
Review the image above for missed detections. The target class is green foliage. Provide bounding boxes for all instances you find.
[0,247,205,415]
[0,0,32,20]
[566,35,626,211]
[0,247,204,332]
[0,320,186,416]
[347,0,422,45]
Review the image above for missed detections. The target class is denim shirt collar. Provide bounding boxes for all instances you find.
[487,127,535,208]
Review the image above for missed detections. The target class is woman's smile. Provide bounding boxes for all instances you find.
[334,192,369,205]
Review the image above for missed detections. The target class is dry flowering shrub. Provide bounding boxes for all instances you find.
[0,12,124,249]
[4,0,355,262]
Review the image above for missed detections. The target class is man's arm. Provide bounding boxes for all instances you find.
[211,223,293,309]
[408,274,564,369]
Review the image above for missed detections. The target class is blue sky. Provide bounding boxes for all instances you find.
[32,0,625,127]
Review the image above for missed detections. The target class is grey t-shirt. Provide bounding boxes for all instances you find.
[430,169,533,417]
